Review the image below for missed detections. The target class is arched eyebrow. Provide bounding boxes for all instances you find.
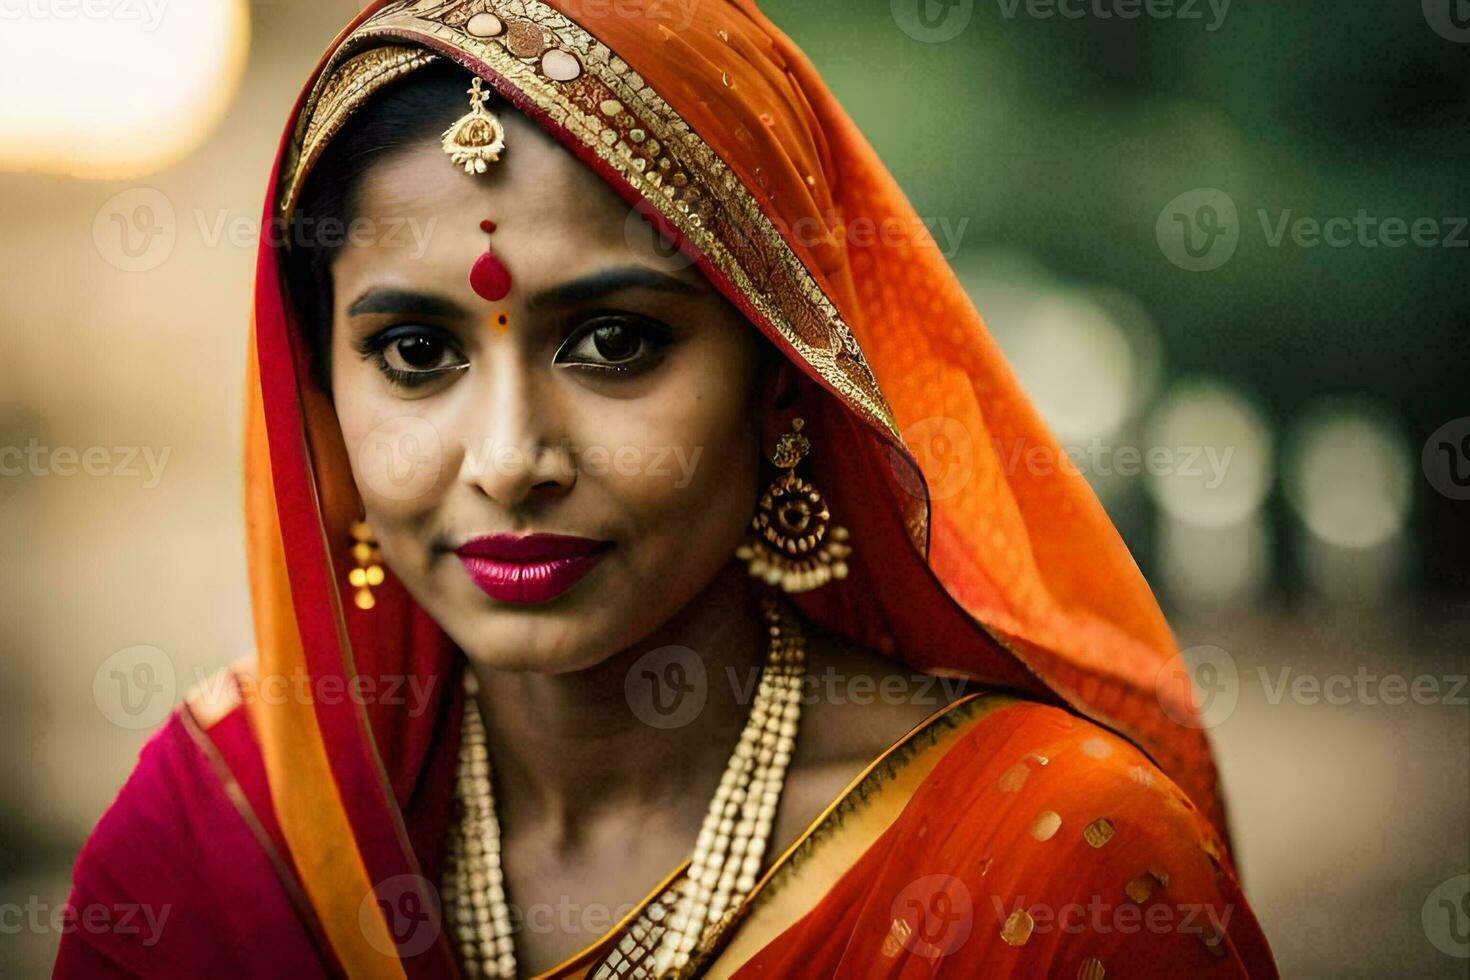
[346,288,468,319]
[344,267,698,319]
[526,266,698,312]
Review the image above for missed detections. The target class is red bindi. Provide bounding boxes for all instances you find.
[470,218,512,302]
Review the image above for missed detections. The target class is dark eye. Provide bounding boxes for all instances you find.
[360,325,468,390]
[555,315,672,375]
[386,334,453,372]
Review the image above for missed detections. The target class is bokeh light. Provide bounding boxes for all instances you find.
[1285,404,1412,551]
[1158,513,1271,612]
[1144,380,1273,529]
[0,0,250,177]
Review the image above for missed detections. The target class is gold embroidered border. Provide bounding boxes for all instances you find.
[280,46,441,220]
[276,0,901,445]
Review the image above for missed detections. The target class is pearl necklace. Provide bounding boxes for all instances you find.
[443,598,806,979]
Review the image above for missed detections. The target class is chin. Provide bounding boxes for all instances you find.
[435,582,632,675]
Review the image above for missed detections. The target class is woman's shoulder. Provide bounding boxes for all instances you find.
[737,693,1276,977]
[873,695,1277,975]
[90,656,267,835]
[910,694,1232,866]
[56,656,323,976]
[69,656,258,876]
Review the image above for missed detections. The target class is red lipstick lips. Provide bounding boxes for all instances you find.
[454,533,611,604]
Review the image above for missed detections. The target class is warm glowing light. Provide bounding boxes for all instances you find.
[1144,380,1273,528]
[1002,289,1136,446]
[1157,513,1270,611]
[0,0,250,177]
[1285,405,1411,550]
[962,255,1157,448]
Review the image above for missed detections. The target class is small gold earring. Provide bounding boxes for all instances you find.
[736,418,852,594]
[348,519,385,610]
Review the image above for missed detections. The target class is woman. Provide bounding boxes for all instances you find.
[57,1,1277,976]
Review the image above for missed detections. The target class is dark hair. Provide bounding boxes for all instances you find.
[285,59,483,389]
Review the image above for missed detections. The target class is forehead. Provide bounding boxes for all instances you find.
[353,110,629,251]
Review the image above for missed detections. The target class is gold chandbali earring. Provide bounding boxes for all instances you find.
[348,519,384,610]
[736,417,852,593]
[442,76,506,174]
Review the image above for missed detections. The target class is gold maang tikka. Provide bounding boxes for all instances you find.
[441,76,506,174]
[736,418,853,594]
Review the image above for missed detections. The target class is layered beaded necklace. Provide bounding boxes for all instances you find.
[442,597,807,979]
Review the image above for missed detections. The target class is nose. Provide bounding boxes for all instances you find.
[456,371,575,509]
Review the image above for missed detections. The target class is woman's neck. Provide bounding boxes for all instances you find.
[468,561,767,853]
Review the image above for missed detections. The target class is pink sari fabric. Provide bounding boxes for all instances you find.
[54,701,336,977]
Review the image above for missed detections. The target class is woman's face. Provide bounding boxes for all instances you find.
[328,109,775,673]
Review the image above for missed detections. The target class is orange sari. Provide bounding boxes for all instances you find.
[546,693,1272,978]
[58,1,1276,977]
